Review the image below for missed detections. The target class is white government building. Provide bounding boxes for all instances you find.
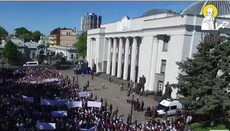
[86,1,230,99]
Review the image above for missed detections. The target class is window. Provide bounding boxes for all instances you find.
[158,81,164,91]
[71,54,74,59]
[32,53,35,59]
[171,106,177,110]
[162,41,168,51]
[160,60,166,74]
[157,104,169,111]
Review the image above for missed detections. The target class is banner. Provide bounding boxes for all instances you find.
[22,95,34,103]
[80,125,97,131]
[87,101,101,108]
[41,99,55,106]
[51,111,67,117]
[67,101,82,108]
[54,99,68,106]
[36,122,56,130]
[43,78,59,83]
[79,92,90,97]
[41,99,68,106]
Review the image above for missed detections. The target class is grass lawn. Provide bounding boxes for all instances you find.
[189,123,229,131]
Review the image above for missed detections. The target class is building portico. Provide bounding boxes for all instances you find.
[87,10,230,99]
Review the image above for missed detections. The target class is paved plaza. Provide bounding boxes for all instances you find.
[60,69,159,123]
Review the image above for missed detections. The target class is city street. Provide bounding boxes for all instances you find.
[60,69,159,124]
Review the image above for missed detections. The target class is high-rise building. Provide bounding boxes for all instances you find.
[81,13,102,32]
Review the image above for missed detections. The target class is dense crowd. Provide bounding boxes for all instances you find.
[0,68,192,131]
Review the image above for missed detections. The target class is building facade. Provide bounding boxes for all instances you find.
[47,46,77,61]
[86,1,230,99]
[49,28,77,46]
[81,13,102,32]
[0,36,46,61]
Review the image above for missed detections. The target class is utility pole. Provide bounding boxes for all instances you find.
[130,93,134,125]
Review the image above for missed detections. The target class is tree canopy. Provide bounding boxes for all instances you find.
[32,31,42,42]
[0,26,8,40]
[74,32,87,58]
[18,33,32,42]
[3,40,18,60]
[15,27,42,42]
[15,27,31,37]
[177,34,230,125]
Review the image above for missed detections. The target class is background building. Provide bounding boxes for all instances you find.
[81,13,102,32]
[49,28,77,46]
[0,36,47,61]
[47,46,77,61]
[86,1,230,99]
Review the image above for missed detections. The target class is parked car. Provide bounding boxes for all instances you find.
[74,66,91,74]
[156,99,182,116]
[23,61,39,67]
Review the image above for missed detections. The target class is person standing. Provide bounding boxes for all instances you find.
[85,83,88,91]
[72,76,75,83]
[91,72,94,80]
[141,100,144,111]
[104,100,108,110]
[100,98,103,104]
[152,106,156,121]
[109,104,113,114]
[120,83,124,91]
[109,76,112,82]
[136,99,140,111]
[102,83,105,89]
[87,80,89,87]
[134,118,137,126]
[94,94,97,100]
[127,114,131,125]
[114,107,119,118]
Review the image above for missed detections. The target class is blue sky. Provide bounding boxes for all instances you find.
[0,1,196,35]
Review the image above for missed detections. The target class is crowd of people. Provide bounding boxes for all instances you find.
[0,68,193,131]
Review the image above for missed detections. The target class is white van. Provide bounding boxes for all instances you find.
[23,61,39,67]
[156,99,182,116]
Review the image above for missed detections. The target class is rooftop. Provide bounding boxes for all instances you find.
[182,0,230,18]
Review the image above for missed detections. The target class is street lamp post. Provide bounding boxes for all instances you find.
[130,93,134,125]
[77,71,79,84]
[76,64,79,84]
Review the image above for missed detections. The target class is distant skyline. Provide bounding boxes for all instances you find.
[0,1,196,36]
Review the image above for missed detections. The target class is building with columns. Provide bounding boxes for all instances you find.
[86,1,230,99]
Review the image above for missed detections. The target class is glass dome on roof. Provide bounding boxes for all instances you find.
[182,0,230,18]
[141,9,176,17]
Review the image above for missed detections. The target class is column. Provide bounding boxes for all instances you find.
[123,38,129,80]
[90,39,93,68]
[111,38,117,76]
[106,38,112,74]
[130,37,137,82]
[117,38,123,78]
[149,36,159,91]
[87,38,91,68]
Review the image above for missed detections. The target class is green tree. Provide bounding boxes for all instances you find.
[15,27,31,37]
[177,34,230,126]
[32,31,42,42]
[18,33,33,42]
[53,52,64,61]
[3,40,18,60]
[0,26,8,40]
[74,32,87,58]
